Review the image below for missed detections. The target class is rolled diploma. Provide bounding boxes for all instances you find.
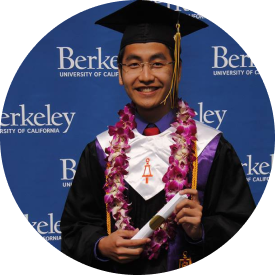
[131,193,188,240]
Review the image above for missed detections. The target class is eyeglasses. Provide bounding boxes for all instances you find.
[119,61,174,74]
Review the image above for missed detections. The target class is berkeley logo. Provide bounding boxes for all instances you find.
[242,154,273,182]
[61,158,76,187]
[157,1,204,19]
[212,46,255,69]
[61,158,76,180]
[57,47,117,70]
[57,47,120,78]
[195,102,227,130]
[212,46,259,76]
[0,104,75,134]
[25,213,61,241]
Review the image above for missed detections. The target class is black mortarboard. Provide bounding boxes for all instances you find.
[95,0,208,50]
[95,0,208,108]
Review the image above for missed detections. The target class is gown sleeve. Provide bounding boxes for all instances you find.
[202,135,256,256]
[60,141,112,271]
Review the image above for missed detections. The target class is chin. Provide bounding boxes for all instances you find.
[135,100,160,110]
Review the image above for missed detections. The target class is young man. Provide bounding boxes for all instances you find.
[61,1,255,274]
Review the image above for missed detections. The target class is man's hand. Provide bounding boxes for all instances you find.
[98,229,150,264]
[174,189,203,240]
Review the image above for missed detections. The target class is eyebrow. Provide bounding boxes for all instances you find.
[124,52,168,62]
[149,53,168,61]
[125,54,142,62]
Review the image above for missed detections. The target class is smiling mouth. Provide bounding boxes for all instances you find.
[136,87,160,92]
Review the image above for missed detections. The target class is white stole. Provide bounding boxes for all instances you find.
[97,121,221,200]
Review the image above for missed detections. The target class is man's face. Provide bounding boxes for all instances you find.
[119,43,177,113]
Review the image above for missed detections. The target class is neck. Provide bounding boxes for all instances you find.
[136,103,172,123]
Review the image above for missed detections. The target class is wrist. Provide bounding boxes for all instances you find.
[98,236,108,258]
[182,224,202,241]
[191,226,202,241]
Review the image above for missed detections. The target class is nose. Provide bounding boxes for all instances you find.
[138,63,155,83]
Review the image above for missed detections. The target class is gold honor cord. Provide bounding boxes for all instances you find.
[106,203,112,235]
[161,23,181,109]
[191,141,198,190]
[105,170,112,235]
[105,141,198,235]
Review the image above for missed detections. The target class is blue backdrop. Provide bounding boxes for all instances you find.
[0,0,274,251]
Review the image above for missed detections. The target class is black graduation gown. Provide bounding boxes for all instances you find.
[60,135,255,274]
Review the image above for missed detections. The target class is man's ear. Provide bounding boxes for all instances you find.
[118,67,124,85]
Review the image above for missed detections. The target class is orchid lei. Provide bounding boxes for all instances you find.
[103,98,197,260]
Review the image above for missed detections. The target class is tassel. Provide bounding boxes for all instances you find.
[161,23,181,109]
[106,204,112,235]
[105,173,112,235]
[191,140,198,190]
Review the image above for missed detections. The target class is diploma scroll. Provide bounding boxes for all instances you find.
[131,193,188,240]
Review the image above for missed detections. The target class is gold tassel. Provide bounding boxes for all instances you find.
[191,140,198,190]
[106,204,111,235]
[161,23,181,109]
[105,172,112,235]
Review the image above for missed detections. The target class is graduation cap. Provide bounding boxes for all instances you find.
[95,0,208,108]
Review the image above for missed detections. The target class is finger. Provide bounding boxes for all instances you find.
[179,189,199,202]
[178,216,201,226]
[116,237,150,248]
[118,246,144,257]
[175,208,202,222]
[174,199,202,214]
[111,246,143,263]
[176,207,201,218]
[118,229,139,239]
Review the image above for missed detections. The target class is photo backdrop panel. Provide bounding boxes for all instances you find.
[0,0,273,251]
